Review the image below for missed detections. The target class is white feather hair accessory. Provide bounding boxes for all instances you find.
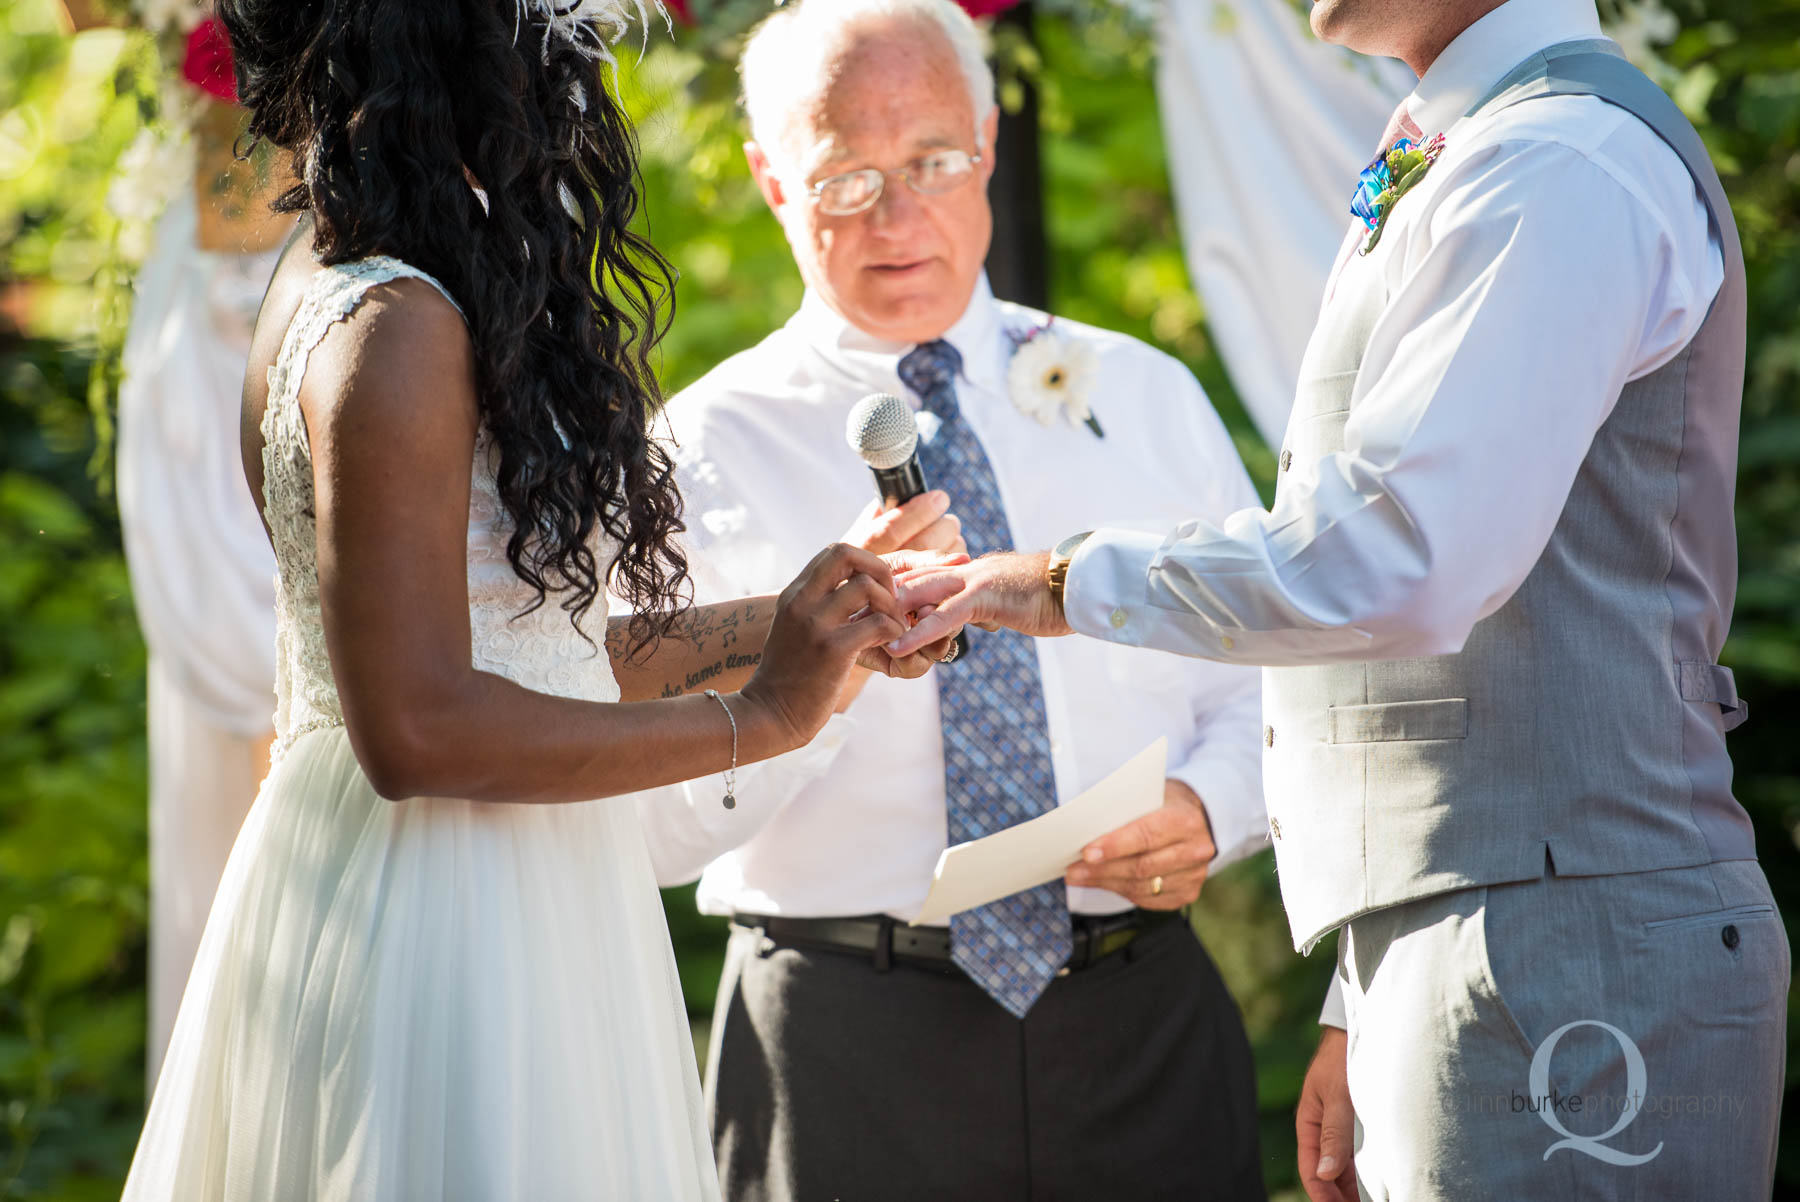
[514,0,669,64]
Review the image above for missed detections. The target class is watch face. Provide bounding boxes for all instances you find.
[1054,531,1092,561]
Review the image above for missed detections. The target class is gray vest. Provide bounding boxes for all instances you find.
[1266,42,1756,952]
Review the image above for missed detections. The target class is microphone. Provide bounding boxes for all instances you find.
[844,392,968,661]
[845,392,928,508]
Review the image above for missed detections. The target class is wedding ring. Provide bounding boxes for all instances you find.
[1150,875,1164,897]
[937,639,961,665]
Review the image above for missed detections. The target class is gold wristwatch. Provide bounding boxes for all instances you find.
[1046,531,1092,615]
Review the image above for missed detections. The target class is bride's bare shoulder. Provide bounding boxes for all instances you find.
[241,227,477,499]
[298,270,476,438]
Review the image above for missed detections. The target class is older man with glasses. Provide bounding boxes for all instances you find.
[634,1,1271,1197]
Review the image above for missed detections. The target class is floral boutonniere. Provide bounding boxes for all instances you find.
[1005,320,1103,438]
[1352,132,1446,255]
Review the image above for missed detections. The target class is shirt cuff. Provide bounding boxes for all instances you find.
[1320,972,1348,1030]
[1063,527,1161,647]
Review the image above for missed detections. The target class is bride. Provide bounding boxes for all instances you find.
[120,0,951,1197]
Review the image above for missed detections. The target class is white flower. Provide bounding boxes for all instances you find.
[1006,329,1099,430]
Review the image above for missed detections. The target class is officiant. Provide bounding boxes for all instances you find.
[633,1,1268,1197]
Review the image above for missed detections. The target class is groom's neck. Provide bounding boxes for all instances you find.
[1402,0,1511,76]
[1313,0,1512,78]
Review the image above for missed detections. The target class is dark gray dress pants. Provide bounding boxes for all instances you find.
[705,915,1265,1201]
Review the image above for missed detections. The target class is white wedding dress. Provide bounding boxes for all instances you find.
[123,258,720,1201]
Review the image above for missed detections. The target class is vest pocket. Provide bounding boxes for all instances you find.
[1327,698,1469,743]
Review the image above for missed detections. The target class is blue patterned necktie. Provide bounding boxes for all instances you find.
[898,339,1072,1019]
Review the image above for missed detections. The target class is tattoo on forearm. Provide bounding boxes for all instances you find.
[606,599,763,664]
[659,651,763,698]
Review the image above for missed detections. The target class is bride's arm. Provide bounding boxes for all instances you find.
[299,281,911,806]
[605,601,775,703]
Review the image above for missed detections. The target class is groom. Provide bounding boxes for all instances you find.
[891,0,1788,1197]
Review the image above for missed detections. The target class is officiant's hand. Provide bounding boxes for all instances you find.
[1063,780,1216,909]
[1298,1026,1357,1202]
[842,490,966,559]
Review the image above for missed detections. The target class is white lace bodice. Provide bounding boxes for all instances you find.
[261,257,620,760]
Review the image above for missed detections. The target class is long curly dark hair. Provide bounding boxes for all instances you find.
[219,0,689,655]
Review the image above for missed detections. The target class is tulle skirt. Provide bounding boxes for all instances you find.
[123,725,720,1201]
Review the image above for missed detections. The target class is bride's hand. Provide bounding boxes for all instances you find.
[737,544,912,751]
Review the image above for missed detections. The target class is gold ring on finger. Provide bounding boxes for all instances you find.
[1150,875,1164,897]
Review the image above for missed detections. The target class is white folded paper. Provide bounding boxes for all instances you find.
[909,737,1168,927]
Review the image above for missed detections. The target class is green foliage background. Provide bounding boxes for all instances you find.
[1,1,1796,1197]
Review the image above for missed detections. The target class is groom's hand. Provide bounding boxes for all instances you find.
[888,551,1070,655]
[1064,780,1216,908]
[1298,1025,1357,1202]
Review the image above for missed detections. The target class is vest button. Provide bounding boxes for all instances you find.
[1270,817,1282,839]
[1264,725,1275,748]
[1723,924,1741,950]
[1280,449,1293,472]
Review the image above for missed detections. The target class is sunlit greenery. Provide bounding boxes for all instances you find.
[2,0,1796,1197]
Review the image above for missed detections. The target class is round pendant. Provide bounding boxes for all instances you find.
[723,793,737,810]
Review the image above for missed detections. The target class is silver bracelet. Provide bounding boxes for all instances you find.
[703,688,738,810]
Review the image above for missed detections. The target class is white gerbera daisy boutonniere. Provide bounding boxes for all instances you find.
[1006,320,1103,438]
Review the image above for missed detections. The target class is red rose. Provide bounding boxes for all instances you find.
[956,0,1023,16]
[182,17,238,104]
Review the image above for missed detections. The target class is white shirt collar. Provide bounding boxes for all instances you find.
[1406,0,1605,137]
[788,272,1009,397]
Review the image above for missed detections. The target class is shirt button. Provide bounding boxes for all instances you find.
[1109,608,1129,629]
[1280,449,1293,472]
[1264,725,1275,748]
[1270,817,1282,840]
[1220,635,1235,651]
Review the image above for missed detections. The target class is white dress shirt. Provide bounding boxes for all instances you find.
[1065,0,1724,671]
[634,276,1266,920]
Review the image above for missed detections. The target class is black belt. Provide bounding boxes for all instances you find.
[731,908,1183,976]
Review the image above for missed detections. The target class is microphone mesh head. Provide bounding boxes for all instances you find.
[845,392,919,470]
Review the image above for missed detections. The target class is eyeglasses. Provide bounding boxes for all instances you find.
[806,149,983,217]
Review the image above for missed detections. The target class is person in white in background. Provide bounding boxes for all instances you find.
[633,1,1269,1197]
[119,194,284,1086]
[889,0,1784,1198]
[66,0,299,1084]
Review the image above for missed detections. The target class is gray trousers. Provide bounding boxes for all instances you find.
[1338,858,1788,1200]
[705,916,1264,1201]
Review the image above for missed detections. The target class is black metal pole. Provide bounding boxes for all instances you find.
[983,1,1049,310]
